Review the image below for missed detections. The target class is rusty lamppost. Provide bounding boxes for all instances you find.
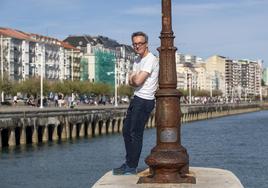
[138,0,196,184]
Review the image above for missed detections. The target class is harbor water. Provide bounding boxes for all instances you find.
[0,110,267,188]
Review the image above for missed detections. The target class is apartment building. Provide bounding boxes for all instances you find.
[1,27,264,99]
[239,59,262,97]
[194,63,208,90]
[204,55,262,99]
[0,27,80,82]
[204,55,226,95]
[176,63,198,91]
[176,53,263,99]
[64,35,135,86]
[176,53,203,64]
[263,68,268,86]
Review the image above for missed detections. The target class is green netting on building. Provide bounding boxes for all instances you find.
[80,57,89,81]
[95,50,115,87]
[264,68,268,85]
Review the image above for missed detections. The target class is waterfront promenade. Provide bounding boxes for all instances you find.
[0,102,267,149]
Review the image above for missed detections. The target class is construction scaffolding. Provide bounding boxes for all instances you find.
[80,57,89,81]
[95,50,115,87]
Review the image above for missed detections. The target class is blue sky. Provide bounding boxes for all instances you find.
[1,0,268,67]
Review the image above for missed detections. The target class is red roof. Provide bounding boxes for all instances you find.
[0,27,31,40]
[0,27,80,51]
[60,41,80,51]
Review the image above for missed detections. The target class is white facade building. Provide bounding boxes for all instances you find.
[0,27,79,82]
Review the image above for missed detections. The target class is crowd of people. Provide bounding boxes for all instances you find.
[8,93,130,108]
[7,93,259,108]
[180,95,254,104]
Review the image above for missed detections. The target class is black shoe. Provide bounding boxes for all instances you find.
[112,163,137,175]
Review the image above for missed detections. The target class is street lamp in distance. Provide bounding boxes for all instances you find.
[39,50,44,109]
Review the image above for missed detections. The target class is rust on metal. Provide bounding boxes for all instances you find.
[138,0,196,184]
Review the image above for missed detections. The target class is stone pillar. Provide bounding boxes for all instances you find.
[87,122,93,138]
[66,123,70,139]
[32,126,38,144]
[145,119,149,129]
[52,125,58,141]
[119,118,123,132]
[107,120,113,134]
[94,121,100,136]
[113,119,118,133]
[79,123,85,137]
[8,128,16,147]
[149,116,153,128]
[152,115,156,127]
[43,126,48,142]
[20,126,26,145]
[0,129,2,148]
[101,121,106,135]
[61,124,67,140]
[71,124,77,138]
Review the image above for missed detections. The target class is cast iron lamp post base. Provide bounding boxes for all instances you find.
[138,0,196,184]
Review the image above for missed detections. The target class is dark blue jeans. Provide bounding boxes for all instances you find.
[123,95,155,168]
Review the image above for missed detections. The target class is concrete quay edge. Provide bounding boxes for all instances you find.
[92,167,244,188]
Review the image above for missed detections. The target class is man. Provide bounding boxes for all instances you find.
[113,31,159,175]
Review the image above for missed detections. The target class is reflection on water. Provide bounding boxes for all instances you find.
[1,111,268,188]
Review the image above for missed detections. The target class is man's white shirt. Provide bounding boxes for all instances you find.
[133,52,159,100]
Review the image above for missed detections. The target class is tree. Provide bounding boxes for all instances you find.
[0,74,15,97]
[18,77,49,97]
[50,81,71,95]
[118,85,134,97]
[91,82,112,95]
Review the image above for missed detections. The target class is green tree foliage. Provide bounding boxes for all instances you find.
[177,88,188,96]
[45,80,111,96]
[49,81,70,95]
[79,81,94,95]
[118,85,134,97]
[91,82,112,95]
[3,76,226,99]
[17,77,50,97]
[193,89,210,97]
[177,88,223,97]
[212,89,223,96]
[0,76,14,95]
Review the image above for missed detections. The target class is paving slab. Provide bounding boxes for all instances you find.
[92,167,244,188]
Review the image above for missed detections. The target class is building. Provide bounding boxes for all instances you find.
[263,68,268,86]
[176,54,263,100]
[175,53,203,64]
[0,27,80,82]
[63,35,136,87]
[204,55,262,100]
[238,59,262,98]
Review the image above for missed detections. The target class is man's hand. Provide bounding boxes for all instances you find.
[128,71,136,86]
[129,71,150,87]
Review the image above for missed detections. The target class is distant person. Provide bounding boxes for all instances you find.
[58,93,63,107]
[13,95,18,105]
[113,31,159,175]
[54,94,58,107]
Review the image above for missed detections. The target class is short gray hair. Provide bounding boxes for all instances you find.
[131,31,148,42]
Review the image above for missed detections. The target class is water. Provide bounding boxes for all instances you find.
[0,111,268,188]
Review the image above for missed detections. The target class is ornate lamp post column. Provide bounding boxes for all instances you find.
[138,0,195,184]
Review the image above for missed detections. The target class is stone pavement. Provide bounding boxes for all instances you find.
[92,167,244,188]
